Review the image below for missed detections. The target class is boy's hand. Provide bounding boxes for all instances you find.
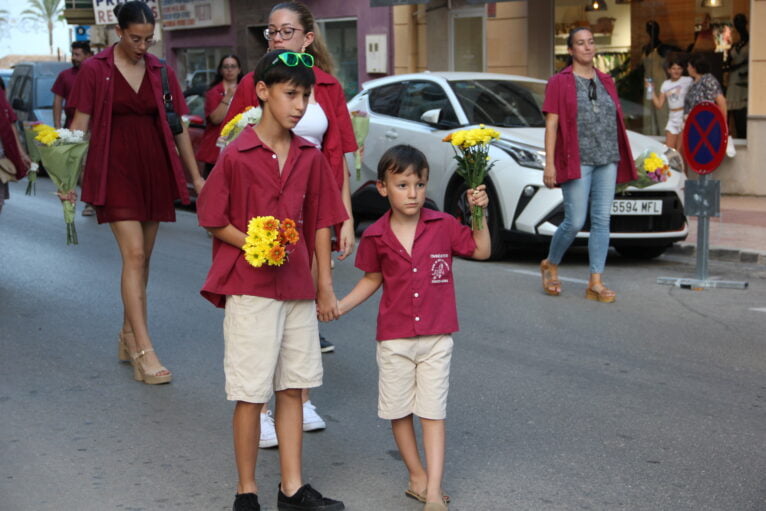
[337,219,356,261]
[316,286,339,322]
[466,184,489,209]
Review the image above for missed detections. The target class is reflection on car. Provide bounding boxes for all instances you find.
[346,72,687,260]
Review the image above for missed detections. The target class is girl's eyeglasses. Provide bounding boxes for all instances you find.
[263,27,304,41]
[265,51,315,72]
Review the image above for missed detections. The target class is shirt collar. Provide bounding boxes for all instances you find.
[363,207,443,238]
[236,128,317,152]
[93,44,162,69]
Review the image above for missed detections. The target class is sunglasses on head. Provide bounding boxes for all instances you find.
[264,51,315,73]
[588,79,597,102]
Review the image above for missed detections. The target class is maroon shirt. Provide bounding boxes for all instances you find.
[355,209,477,341]
[68,45,190,206]
[195,82,225,164]
[542,66,637,185]
[197,129,348,308]
[51,66,78,128]
[0,88,27,178]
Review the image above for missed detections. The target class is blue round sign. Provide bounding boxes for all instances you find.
[682,102,728,175]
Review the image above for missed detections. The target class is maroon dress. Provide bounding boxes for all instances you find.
[96,69,177,223]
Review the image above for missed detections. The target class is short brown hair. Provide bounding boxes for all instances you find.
[377,145,429,181]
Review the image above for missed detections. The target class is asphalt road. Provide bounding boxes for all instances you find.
[2,178,765,511]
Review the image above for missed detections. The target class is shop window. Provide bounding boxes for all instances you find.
[317,19,358,100]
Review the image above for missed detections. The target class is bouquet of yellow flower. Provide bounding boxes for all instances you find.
[442,125,501,230]
[32,123,89,244]
[217,106,262,148]
[616,150,671,194]
[242,216,300,268]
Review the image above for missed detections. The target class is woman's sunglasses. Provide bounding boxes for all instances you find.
[588,79,597,102]
[265,51,315,73]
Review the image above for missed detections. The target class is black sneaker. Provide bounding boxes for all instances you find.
[277,484,344,511]
[319,335,335,353]
[233,492,260,511]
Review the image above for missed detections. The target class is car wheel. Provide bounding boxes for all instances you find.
[447,181,506,260]
[614,244,670,260]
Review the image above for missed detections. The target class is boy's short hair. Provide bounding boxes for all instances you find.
[377,144,429,181]
[71,40,91,54]
[254,49,315,92]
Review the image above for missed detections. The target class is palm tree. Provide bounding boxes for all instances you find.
[0,9,9,27]
[21,0,64,55]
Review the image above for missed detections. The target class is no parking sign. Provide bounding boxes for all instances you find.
[682,102,727,175]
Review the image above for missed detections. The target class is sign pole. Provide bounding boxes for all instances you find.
[656,102,747,290]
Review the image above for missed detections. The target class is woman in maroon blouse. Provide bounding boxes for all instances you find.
[195,54,243,177]
[69,2,204,384]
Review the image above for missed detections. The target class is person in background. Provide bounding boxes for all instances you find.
[684,52,727,123]
[52,40,95,216]
[69,1,205,385]
[0,85,32,215]
[224,1,358,446]
[725,14,748,138]
[649,53,692,153]
[195,54,243,177]
[539,27,637,303]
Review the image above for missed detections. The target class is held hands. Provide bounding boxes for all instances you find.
[466,184,489,209]
[543,164,556,189]
[316,286,340,322]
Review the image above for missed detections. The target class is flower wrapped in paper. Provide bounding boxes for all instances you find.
[33,124,88,244]
[350,110,370,180]
[242,216,300,268]
[616,150,671,194]
[217,106,262,148]
[442,125,500,230]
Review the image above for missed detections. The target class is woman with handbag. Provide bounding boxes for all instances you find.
[539,27,637,302]
[69,1,204,384]
[0,86,32,215]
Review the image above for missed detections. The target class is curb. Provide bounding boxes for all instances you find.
[667,243,766,266]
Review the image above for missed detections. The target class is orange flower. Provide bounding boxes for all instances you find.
[263,218,280,231]
[283,228,299,244]
[269,245,286,262]
[282,218,296,230]
[442,133,452,143]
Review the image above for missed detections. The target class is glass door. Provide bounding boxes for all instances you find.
[450,9,485,72]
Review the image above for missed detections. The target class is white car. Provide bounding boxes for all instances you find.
[346,72,687,260]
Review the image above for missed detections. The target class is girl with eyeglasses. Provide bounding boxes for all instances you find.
[223,1,358,447]
[69,1,205,384]
[539,27,637,303]
[196,54,244,176]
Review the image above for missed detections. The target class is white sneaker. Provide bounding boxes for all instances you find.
[302,400,326,432]
[259,410,278,448]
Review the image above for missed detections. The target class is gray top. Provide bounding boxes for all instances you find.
[574,74,620,166]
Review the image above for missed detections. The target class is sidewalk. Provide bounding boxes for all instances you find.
[668,195,766,265]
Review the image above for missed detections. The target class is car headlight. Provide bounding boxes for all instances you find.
[493,139,545,170]
[665,147,685,175]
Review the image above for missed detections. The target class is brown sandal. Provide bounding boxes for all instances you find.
[405,486,450,504]
[540,260,561,296]
[585,285,616,303]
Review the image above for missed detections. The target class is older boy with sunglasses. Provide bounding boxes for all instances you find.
[197,49,347,511]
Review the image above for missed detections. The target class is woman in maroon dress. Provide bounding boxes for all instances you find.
[70,2,204,384]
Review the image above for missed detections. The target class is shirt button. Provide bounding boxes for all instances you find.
[415,316,420,321]
[272,154,277,159]
[413,292,419,298]
[412,268,418,273]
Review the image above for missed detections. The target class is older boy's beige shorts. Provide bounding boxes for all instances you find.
[376,334,453,420]
[223,295,323,403]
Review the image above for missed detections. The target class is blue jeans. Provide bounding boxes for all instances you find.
[547,163,617,274]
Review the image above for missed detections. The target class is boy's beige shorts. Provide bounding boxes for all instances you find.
[223,295,323,403]
[376,334,453,420]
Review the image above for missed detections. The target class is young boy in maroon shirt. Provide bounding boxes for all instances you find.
[336,145,491,511]
[197,50,346,511]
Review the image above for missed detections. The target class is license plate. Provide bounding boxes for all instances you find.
[611,200,662,216]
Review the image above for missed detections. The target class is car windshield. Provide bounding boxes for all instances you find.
[448,79,546,128]
[35,77,56,108]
